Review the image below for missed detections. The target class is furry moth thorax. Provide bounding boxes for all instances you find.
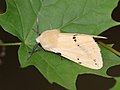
[36,29,60,51]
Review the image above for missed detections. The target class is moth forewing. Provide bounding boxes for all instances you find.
[36,29,106,69]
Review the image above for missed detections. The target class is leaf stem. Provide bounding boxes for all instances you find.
[1,41,120,56]
[0,42,21,46]
[98,41,120,56]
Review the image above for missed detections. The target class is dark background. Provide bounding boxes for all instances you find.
[0,0,120,90]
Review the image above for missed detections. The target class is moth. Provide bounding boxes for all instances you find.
[36,29,106,69]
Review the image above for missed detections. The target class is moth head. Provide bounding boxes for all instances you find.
[36,29,60,51]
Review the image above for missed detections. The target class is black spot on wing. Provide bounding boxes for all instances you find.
[74,39,77,42]
[77,58,82,64]
[73,36,76,39]
[72,34,78,42]
[95,63,98,65]
[93,59,96,62]
[78,62,82,64]
[73,34,78,36]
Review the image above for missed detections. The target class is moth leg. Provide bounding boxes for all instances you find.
[93,36,107,42]
[93,36,107,39]
[56,53,63,60]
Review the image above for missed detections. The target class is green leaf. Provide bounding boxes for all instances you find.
[112,78,120,90]
[0,0,120,90]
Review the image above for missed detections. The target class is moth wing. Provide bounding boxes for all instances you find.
[51,33,103,69]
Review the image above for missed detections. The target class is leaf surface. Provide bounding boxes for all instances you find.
[0,0,120,89]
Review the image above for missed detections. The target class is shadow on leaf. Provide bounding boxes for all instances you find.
[99,25,120,52]
[112,0,120,22]
[107,65,120,77]
[76,74,116,90]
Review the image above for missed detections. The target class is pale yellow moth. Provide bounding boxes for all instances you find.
[36,29,106,69]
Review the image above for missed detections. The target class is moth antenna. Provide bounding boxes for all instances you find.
[27,43,39,60]
[36,18,41,36]
[28,18,41,60]
[32,18,41,36]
